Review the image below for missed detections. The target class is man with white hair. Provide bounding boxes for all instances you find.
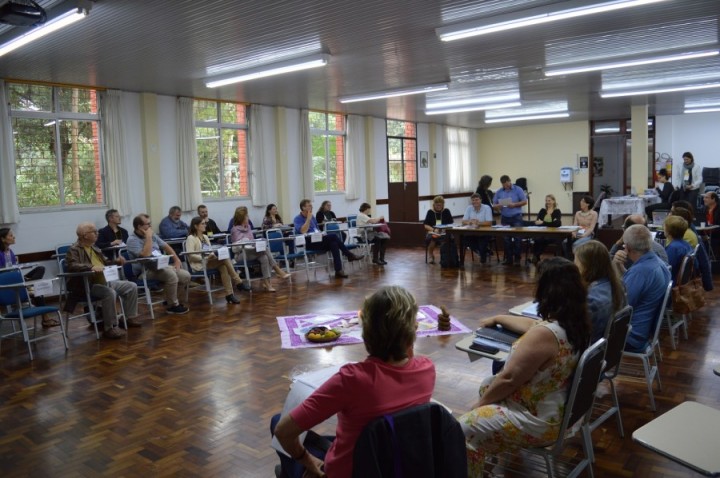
[620,224,671,352]
[65,222,141,339]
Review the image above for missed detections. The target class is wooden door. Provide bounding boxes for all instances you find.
[387,136,418,222]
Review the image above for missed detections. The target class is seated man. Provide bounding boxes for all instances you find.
[197,204,221,235]
[159,206,189,239]
[65,222,142,339]
[96,209,129,251]
[293,199,362,279]
[461,193,492,263]
[127,214,191,315]
[620,225,671,352]
[610,214,668,274]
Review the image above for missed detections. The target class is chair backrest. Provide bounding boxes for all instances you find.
[675,253,695,286]
[649,281,674,351]
[556,338,607,452]
[603,306,633,376]
[352,402,467,478]
[0,269,28,306]
[265,228,286,254]
[592,191,606,212]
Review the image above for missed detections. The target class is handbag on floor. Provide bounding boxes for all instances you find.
[671,257,705,314]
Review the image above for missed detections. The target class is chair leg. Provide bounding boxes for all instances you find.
[665,313,677,350]
[609,378,624,437]
[642,356,657,411]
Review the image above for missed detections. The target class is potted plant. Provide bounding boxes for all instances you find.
[600,184,613,198]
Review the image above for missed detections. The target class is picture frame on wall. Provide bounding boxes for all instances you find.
[419,151,429,168]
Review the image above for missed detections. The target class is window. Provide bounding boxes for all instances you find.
[310,111,345,192]
[194,100,248,198]
[386,120,417,183]
[8,82,103,209]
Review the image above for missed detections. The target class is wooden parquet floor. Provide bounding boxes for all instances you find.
[1,248,719,477]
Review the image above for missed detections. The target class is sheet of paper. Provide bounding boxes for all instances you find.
[338,223,348,231]
[310,232,322,243]
[499,197,512,206]
[216,246,230,260]
[156,255,170,269]
[32,279,54,297]
[294,235,305,247]
[103,265,120,282]
[255,240,267,252]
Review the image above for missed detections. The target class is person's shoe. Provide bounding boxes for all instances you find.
[238,281,252,291]
[103,327,125,340]
[226,294,240,304]
[480,254,487,264]
[372,258,381,265]
[347,253,363,262]
[335,270,349,278]
[166,304,189,315]
[379,259,388,265]
[120,318,143,328]
[502,257,513,265]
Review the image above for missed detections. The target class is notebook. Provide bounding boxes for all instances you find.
[475,326,521,346]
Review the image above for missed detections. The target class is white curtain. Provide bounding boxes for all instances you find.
[345,115,363,200]
[99,90,131,217]
[249,105,274,206]
[444,126,472,193]
[0,80,19,224]
[176,97,202,211]
[299,109,315,201]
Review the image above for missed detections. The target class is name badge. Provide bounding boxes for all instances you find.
[294,235,306,247]
[103,265,120,282]
[216,246,230,260]
[310,232,322,243]
[156,255,170,269]
[202,243,210,251]
[151,250,162,257]
[436,219,441,226]
[32,279,54,297]
[255,240,267,252]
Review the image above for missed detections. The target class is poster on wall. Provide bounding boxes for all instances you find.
[579,156,589,169]
[593,157,604,177]
[419,151,429,168]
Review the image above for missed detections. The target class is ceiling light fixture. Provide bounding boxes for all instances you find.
[685,107,720,114]
[485,112,570,124]
[436,0,667,42]
[544,49,719,76]
[600,82,720,98]
[0,7,87,58]
[205,54,330,88]
[426,101,522,115]
[339,83,449,103]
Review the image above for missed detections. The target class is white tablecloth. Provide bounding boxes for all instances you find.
[598,195,661,227]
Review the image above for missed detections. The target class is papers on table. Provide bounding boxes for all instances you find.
[558,225,581,230]
[521,302,540,319]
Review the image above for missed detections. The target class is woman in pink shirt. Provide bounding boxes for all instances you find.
[273,286,436,477]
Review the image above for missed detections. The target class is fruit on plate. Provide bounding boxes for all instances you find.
[305,326,342,342]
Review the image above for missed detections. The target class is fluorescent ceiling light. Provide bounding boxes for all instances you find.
[545,49,719,76]
[600,82,720,98]
[437,0,667,41]
[685,107,720,114]
[205,54,329,88]
[339,83,448,104]
[0,8,87,58]
[425,92,520,110]
[426,101,521,115]
[485,112,570,124]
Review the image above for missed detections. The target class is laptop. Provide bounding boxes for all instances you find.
[652,210,670,226]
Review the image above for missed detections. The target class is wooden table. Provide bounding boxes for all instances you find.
[446,226,578,266]
[633,401,720,476]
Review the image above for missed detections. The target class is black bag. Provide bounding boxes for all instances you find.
[440,240,459,268]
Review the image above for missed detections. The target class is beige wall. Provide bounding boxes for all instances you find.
[477,121,590,215]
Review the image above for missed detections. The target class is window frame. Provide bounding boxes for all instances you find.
[309,111,346,193]
[386,119,417,184]
[8,83,105,211]
[193,99,249,200]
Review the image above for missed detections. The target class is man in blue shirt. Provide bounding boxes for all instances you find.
[621,224,671,352]
[492,175,527,265]
[159,206,189,239]
[293,199,362,278]
[462,193,493,263]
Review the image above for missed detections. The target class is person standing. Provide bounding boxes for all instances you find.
[475,175,495,210]
[675,152,703,209]
[492,175,527,265]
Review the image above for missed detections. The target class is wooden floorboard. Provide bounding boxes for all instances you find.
[1,248,718,477]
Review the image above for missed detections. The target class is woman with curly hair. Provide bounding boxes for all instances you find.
[460,257,592,477]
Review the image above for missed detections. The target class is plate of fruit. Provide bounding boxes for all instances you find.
[305,326,342,343]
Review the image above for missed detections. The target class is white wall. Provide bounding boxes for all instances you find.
[656,112,720,182]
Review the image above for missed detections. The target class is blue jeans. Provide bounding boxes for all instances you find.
[270,413,333,478]
[501,214,524,259]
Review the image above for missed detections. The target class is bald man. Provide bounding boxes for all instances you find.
[609,214,668,274]
[65,222,141,339]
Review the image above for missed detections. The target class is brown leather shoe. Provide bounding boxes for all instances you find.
[335,270,349,278]
[126,318,143,327]
[103,328,125,339]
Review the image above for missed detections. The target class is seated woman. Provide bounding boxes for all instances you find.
[227,206,254,232]
[459,257,591,477]
[315,200,337,227]
[645,168,675,217]
[423,195,454,264]
[262,204,284,230]
[664,215,693,280]
[0,228,56,326]
[357,202,390,265]
[569,195,597,252]
[272,286,435,478]
[669,206,699,248]
[230,207,290,292]
[531,194,562,263]
[186,217,243,304]
[574,240,627,342]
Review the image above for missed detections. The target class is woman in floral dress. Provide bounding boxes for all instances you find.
[460,257,592,477]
